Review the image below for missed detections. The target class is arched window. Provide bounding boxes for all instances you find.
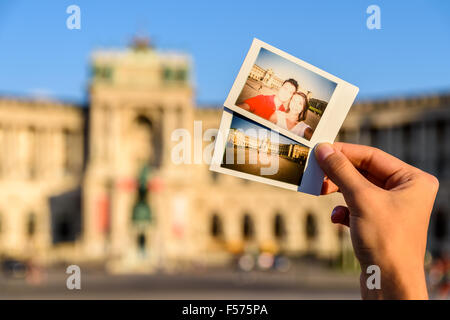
[135,115,153,129]
[305,213,317,241]
[242,214,254,240]
[133,115,162,167]
[210,214,223,239]
[274,213,286,239]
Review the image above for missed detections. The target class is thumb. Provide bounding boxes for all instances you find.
[314,143,370,195]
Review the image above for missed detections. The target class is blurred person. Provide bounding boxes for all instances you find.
[315,142,440,299]
[238,78,298,120]
[269,92,313,139]
[25,258,45,286]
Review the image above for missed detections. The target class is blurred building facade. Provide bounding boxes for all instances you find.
[227,128,309,161]
[0,99,84,262]
[0,42,448,272]
[249,65,283,90]
[338,95,450,258]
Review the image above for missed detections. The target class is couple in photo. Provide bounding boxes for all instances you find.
[238,78,313,140]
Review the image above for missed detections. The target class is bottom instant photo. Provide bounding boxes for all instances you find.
[210,109,324,195]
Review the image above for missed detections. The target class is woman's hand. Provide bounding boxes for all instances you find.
[315,142,439,299]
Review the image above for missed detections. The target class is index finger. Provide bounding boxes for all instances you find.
[333,142,410,183]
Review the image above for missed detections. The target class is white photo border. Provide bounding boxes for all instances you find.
[224,38,359,148]
[210,108,324,195]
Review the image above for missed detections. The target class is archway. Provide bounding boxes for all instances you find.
[304,212,318,255]
[242,214,255,240]
[305,213,317,241]
[273,213,286,240]
[132,114,162,168]
[210,213,223,239]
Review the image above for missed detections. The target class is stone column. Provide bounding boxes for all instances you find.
[54,129,65,177]
[16,127,24,179]
[112,106,121,171]
[41,129,53,178]
[5,208,24,256]
[427,121,437,175]
[6,127,16,178]
[90,106,106,165]
[386,126,394,155]
[415,121,427,170]
[110,184,132,258]
[419,122,430,172]
[82,180,108,259]
[223,205,243,253]
[393,126,403,160]
[255,207,276,251]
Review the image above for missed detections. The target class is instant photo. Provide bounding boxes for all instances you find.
[224,38,359,146]
[210,109,324,195]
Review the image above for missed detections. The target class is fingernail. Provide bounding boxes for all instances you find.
[315,143,335,162]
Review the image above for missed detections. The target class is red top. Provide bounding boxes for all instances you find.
[243,94,285,120]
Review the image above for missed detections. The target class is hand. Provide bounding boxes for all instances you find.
[315,142,439,299]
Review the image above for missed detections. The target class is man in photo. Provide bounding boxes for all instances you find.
[238,78,298,121]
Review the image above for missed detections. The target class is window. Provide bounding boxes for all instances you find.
[27,213,36,237]
[242,214,254,240]
[162,67,172,81]
[274,214,286,239]
[103,66,113,80]
[305,213,317,241]
[369,126,379,148]
[175,68,187,82]
[210,214,223,239]
[93,66,113,81]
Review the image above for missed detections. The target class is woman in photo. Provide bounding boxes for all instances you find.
[269,92,313,140]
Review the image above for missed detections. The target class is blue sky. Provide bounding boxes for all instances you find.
[255,48,337,102]
[0,0,449,105]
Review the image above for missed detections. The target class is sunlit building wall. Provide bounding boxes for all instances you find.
[0,42,447,273]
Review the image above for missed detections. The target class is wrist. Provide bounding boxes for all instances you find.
[359,260,428,300]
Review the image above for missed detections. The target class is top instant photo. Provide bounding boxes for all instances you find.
[224,38,359,147]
